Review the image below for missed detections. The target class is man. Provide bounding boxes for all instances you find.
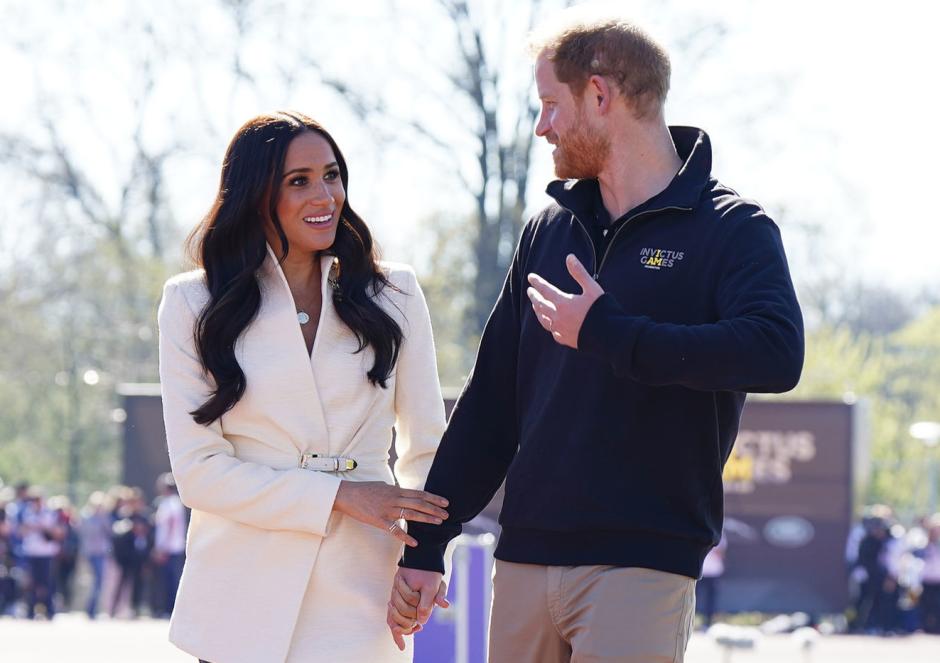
[388,9,804,662]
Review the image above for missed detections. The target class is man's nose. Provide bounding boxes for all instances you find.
[535,110,549,137]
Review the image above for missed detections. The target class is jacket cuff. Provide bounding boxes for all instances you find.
[399,539,447,574]
[302,470,343,537]
[577,293,646,377]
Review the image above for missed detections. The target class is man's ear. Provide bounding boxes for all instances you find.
[587,75,612,114]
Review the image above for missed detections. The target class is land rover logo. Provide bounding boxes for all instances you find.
[763,516,814,548]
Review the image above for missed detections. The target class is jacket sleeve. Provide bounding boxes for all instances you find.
[400,225,531,573]
[392,268,447,491]
[158,278,341,535]
[578,214,804,393]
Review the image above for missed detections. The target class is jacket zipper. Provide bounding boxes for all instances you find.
[572,218,598,278]
[573,206,692,279]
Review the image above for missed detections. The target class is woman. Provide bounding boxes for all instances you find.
[158,111,448,662]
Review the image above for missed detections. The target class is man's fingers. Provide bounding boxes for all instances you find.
[417,584,437,624]
[526,284,556,311]
[527,272,566,300]
[565,254,597,293]
[434,580,450,608]
[525,286,557,335]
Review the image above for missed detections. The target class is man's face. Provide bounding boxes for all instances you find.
[534,52,610,179]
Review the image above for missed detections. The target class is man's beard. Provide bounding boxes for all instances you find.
[553,120,610,180]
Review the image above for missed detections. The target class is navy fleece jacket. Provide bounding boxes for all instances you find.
[402,126,804,579]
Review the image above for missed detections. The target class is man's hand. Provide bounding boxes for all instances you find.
[386,568,449,651]
[527,254,604,349]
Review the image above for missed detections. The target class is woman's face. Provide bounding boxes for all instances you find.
[266,130,346,256]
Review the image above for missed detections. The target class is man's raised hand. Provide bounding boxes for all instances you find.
[526,254,604,349]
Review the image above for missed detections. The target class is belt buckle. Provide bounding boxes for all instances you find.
[299,454,357,472]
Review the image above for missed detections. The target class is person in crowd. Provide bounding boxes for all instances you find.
[0,489,17,614]
[20,488,63,619]
[109,511,152,618]
[78,490,113,618]
[388,8,803,662]
[852,512,892,633]
[918,514,940,633]
[158,111,448,662]
[152,472,186,618]
[48,495,79,612]
[5,481,30,572]
[881,520,910,633]
[696,531,728,629]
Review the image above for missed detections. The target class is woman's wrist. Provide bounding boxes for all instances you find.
[332,480,351,515]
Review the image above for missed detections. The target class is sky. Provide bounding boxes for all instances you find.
[1,0,939,292]
[688,0,940,289]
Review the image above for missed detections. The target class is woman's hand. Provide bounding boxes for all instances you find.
[332,481,449,547]
[387,568,448,650]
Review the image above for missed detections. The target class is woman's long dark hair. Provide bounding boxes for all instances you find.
[185,111,403,425]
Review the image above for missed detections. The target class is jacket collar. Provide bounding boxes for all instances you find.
[260,242,337,296]
[546,126,712,221]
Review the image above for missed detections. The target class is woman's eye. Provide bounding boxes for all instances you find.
[324,169,340,181]
[289,176,307,186]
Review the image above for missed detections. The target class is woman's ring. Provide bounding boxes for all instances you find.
[388,521,399,533]
[399,507,406,521]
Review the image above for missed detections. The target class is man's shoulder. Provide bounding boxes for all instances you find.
[702,177,776,230]
[526,200,572,232]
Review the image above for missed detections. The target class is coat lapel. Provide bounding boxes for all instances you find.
[259,244,332,454]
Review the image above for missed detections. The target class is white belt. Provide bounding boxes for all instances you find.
[299,453,358,472]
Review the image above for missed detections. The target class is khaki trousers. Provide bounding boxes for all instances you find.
[488,560,695,663]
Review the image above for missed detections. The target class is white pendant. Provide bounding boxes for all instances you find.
[297,311,310,325]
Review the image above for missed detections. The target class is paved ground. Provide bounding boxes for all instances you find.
[2,614,940,662]
[0,614,188,663]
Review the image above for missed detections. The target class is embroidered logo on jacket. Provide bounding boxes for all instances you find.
[640,248,685,270]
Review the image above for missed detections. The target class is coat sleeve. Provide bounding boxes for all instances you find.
[400,223,531,573]
[578,214,804,393]
[158,278,341,535]
[391,268,446,491]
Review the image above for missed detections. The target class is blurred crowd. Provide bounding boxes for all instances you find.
[4,476,940,635]
[847,505,940,634]
[0,474,185,620]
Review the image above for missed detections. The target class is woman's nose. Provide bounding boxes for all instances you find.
[309,180,333,206]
